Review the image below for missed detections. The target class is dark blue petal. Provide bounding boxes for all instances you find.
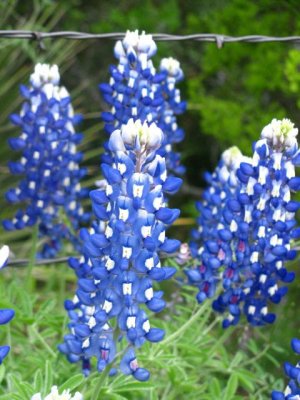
[271,391,285,400]
[291,338,300,354]
[162,177,182,194]
[133,368,150,381]
[146,328,165,342]
[0,309,15,325]
[0,346,10,363]
[289,177,300,191]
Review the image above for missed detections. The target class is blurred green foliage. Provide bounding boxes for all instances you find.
[0,0,300,398]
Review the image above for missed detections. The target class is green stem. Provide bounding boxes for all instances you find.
[26,224,39,291]
[159,300,211,349]
[91,366,110,400]
[31,325,56,358]
[240,344,270,368]
[6,323,12,364]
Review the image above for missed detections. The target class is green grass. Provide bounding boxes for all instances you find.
[0,261,282,399]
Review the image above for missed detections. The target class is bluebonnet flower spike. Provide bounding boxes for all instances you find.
[4,64,89,258]
[156,57,186,175]
[188,119,300,327]
[100,30,186,175]
[188,147,249,303]
[60,119,181,380]
[0,245,14,363]
[272,338,300,399]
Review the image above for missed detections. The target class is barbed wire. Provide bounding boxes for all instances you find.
[1,30,300,48]
[6,251,178,267]
[7,256,70,267]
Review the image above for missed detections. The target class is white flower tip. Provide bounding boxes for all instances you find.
[120,119,163,150]
[31,385,83,400]
[0,245,9,269]
[123,30,140,49]
[30,63,60,88]
[221,146,243,168]
[121,30,156,57]
[160,57,182,77]
[261,118,298,150]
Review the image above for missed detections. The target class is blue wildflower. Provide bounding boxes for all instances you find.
[0,245,15,363]
[272,338,300,399]
[99,30,186,175]
[60,119,181,379]
[188,147,248,303]
[3,64,89,258]
[156,57,186,174]
[188,119,300,327]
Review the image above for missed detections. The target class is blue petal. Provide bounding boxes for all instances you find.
[291,338,300,354]
[156,208,180,224]
[289,177,300,191]
[271,392,285,400]
[74,324,90,338]
[0,346,10,363]
[101,164,122,184]
[162,177,182,194]
[146,328,165,342]
[0,309,15,325]
[284,361,300,379]
[160,239,180,253]
[133,368,150,381]
[90,190,108,204]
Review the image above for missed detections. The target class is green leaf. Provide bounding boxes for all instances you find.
[0,365,6,385]
[33,369,43,393]
[209,377,222,397]
[223,374,238,400]
[115,382,153,393]
[59,374,84,393]
[10,376,34,398]
[235,371,255,392]
[44,360,53,395]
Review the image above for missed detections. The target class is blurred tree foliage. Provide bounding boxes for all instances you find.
[55,0,300,181]
[8,0,300,183]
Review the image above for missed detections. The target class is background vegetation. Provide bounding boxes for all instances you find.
[0,0,300,398]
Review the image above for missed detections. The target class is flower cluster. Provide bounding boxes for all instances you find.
[31,386,83,400]
[188,119,300,327]
[3,64,89,258]
[188,147,248,302]
[60,119,181,380]
[156,57,186,174]
[272,338,300,399]
[0,245,15,363]
[100,30,186,175]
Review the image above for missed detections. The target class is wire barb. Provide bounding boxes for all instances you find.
[32,31,46,51]
[0,30,300,45]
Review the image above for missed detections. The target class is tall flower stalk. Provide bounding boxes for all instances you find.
[188,146,250,305]
[188,119,300,327]
[3,64,89,258]
[0,245,14,363]
[100,30,186,175]
[60,119,181,380]
[272,338,300,399]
